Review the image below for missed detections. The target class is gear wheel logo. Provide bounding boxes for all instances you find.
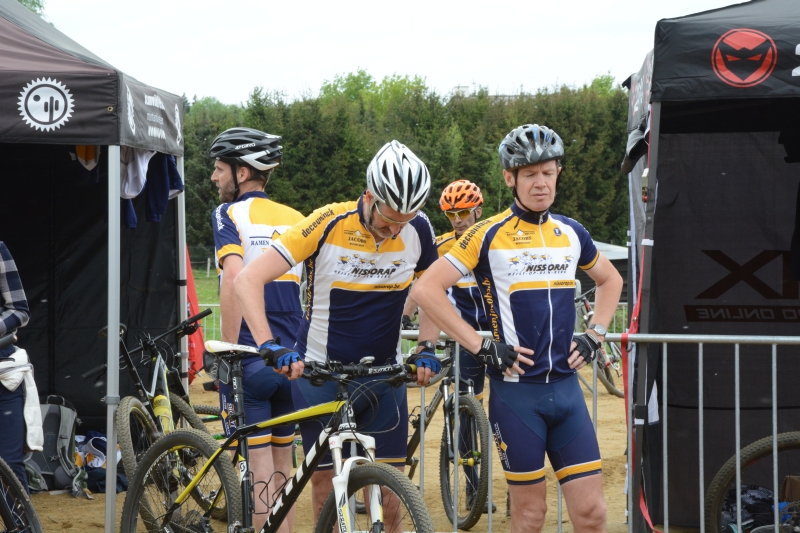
[18,78,74,131]
[712,29,777,88]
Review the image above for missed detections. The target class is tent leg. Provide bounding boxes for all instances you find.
[105,145,121,533]
[176,157,189,393]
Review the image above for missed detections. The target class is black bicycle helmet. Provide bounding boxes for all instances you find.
[498,124,564,170]
[208,127,282,171]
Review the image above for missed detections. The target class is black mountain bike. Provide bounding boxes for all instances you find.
[119,340,434,533]
[81,310,213,478]
[0,332,43,533]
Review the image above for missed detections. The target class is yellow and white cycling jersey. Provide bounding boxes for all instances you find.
[213,191,305,346]
[445,203,599,384]
[271,194,438,365]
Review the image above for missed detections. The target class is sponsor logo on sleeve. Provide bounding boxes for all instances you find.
[18,78,74,131]
[301,208,335,238]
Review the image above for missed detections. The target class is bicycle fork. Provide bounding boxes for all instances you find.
[330,411,379,533]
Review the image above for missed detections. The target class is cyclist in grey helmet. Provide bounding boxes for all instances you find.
[234,140,441,527]
[413,124,622,533]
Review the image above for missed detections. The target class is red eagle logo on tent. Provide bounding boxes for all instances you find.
[712,29,777,88]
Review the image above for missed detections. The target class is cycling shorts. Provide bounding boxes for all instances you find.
[218,357,296,450]
[457,348,485,399]
[489,373,601,485]
[292,376,408,470]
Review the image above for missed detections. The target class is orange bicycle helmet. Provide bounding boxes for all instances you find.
[439,180,483,211]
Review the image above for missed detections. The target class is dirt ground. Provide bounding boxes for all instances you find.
[29,366,630,532]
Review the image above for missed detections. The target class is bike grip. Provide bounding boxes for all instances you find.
[0,333,16,350]
[81,363,108,381]
[187,309,212,323]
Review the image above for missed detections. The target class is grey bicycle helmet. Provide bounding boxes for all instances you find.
[366,140,431,214]
[209,127,282,171]
[498,124,565,170]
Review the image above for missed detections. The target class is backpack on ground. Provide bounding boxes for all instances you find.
[26,395,81,490]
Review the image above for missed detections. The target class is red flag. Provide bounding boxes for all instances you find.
[185,247,205,384]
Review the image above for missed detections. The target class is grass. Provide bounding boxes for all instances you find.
[192,266,219,306]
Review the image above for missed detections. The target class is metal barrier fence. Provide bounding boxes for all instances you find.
[605,332,800,533]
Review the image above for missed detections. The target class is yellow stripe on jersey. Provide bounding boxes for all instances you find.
[273,202,356,266]
[217,243,243,262]
[276,273,301,283]
[508,280,576,293]
[579,251,600,270]
[249,198,305,226]
[436,231,456,258]
[332,276,413,292]
[504,469,546,482]
[488,220,574,251]
[455,280,478,289]
[555,460,602,481]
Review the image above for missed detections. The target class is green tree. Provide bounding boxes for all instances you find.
[18,0,44,16]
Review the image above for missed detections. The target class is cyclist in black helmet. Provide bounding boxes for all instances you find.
[209,127,303,533]
[413,124,622,533]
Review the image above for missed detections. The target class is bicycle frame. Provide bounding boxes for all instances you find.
[170,343,411,533]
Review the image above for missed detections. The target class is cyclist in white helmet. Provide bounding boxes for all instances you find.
[235,140,442,528]
[209,127,304,533]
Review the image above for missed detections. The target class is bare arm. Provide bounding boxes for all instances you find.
[219,255,244,343]
[567,253,623,370]
[233,246,293,347]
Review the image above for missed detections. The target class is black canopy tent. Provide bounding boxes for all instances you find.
[0,0,187,528]
[625,0,800,528]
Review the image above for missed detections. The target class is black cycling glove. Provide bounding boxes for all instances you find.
[572,332,601,364]
[401,314,419,331]
[475,339,519,372]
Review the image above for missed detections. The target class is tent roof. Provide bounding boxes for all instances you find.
[0,0,183,155]
[596,241,627,262]
[652,0,800,102]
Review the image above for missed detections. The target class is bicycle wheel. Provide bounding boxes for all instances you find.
[439,394,491,530]
[597,363,624,398]
[116,395,161,480]
[706,432,800,533]
[315,462,434,533]
[0,457,42,533]
[170,393,209,432]
[119,428,241,533]
[192,404,220,422]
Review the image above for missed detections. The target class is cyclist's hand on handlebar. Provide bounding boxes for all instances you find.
[258,340,305,380]
[407,348,441,386]
[568,332,601,370]
[475,339,533,378]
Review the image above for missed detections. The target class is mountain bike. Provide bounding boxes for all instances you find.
[574,287,625,398]
[705,432,800,533]
[403,340,491,530]
[0,332,43,533]
[81,310,213,478]
[119,340,434,533]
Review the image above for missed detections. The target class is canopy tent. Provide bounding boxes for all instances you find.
[0,0,187,529]
[624,0,800,528]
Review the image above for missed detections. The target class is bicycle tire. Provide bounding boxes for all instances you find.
[119,428,241,533]
[170,393,209,432]
[597,363,624,398]
[705,431,800,533]
[116,395,161,480]
[439,394,491,530]
[192,404,220,421]
[0,457,43,533]
[315,462,434,533]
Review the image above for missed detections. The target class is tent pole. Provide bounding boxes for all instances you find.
[105,145,121,533]
[177,157,189,393]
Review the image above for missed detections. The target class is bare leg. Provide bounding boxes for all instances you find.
[508,482,547,533]
[247,445,275,532]
[271,444,296,533]
[561,474,606,533]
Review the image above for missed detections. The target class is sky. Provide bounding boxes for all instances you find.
[43,0,739,105]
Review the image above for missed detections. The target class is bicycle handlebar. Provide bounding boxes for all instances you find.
[0,332,17,351]
[82,309,213,380]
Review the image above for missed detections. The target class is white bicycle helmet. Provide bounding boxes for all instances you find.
[366,140,430,214]
[209,127,282,171]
